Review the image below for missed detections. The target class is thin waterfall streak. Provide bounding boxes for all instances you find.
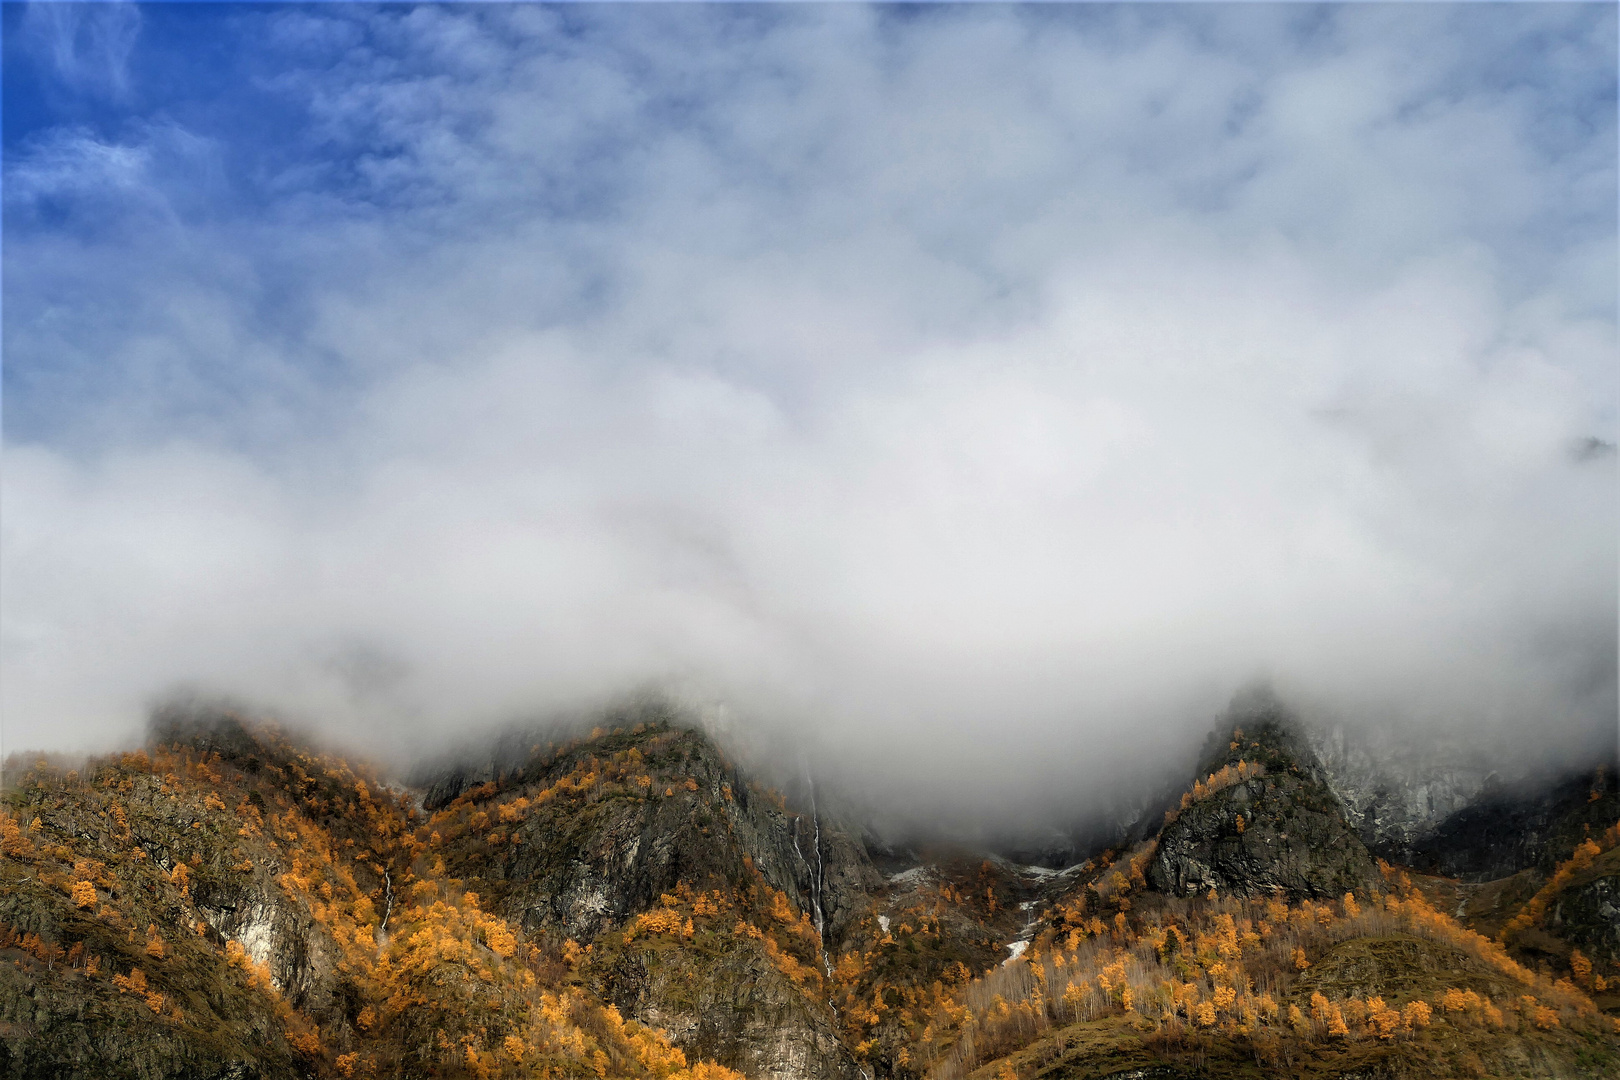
[802,760,831,977]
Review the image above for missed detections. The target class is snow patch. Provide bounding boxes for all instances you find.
[1004,940,1028,964]
[877,915,890,933]
[886,866,934,888]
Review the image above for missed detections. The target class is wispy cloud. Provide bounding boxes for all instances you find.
[20,1,143,101]
[5,125,152,201]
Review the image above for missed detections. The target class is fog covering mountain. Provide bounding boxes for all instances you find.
[406,685,1619,883]
[3,4,1615,836]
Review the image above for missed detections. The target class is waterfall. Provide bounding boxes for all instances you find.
[808,771,827,959]
[795,757,832,978]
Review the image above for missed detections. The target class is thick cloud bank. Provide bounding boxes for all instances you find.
[2,5,1614,813]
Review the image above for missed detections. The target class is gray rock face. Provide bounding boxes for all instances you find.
[1148,703,1378,899]
[432,723,879,1080]
[1306,724,1493,865]
[195,880,340,1013]
[1148,772,1378,900]
[1547,873,1620,963]
[602,940,860,1080]
[1306,723,1619,881]
[487,728,882,954]
[1407,775,1617,881]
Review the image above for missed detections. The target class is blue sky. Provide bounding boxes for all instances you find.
[2,3,1615,812]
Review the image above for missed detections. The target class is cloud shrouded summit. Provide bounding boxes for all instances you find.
[2,4,1614,814]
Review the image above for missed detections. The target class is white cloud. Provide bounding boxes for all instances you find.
[2,5,1613,819]
[20,1,142,101]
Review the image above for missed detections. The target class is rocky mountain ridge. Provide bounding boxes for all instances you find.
[2,699,1617,1080]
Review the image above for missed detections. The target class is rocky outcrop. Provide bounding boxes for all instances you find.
[446,724,884,953]
[1147,772,1377,900]
[1544,847,1620,964]
[425,719,879,1080]
[0,746,309,1080]
[1548,874,1620,963]
[1148,701,1377,899]
[419,710,882,953]
[193,873,343,1013]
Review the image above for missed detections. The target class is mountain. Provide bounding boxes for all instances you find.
[2,699,1616,1080]
[1147,704,1379,899]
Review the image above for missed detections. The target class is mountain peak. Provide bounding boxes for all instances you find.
[1148,699,1378,900]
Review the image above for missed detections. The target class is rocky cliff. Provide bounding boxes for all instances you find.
[1307,722,1618,881]
[1147,703,1377,899]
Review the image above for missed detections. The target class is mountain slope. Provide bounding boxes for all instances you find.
[906,711,1618,1080]
[420,714,878,1080]
[0,716,765,1080]
[2,703,1617,1080]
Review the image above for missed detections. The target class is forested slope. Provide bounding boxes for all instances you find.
[2,707,1616,1080]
